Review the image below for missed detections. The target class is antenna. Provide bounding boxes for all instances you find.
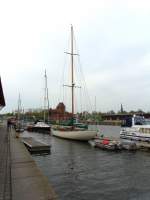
[44,70,46,122]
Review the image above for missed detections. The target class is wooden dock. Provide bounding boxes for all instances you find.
[21,137,51,154]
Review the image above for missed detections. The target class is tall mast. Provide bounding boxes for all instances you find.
[44,70,47,122]
[64,25,78,126]
[44,69,50,123]
[46,71,50,122]
[71,25,74,121]
[17,93,21,122]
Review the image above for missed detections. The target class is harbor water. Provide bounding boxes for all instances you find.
[22,125,150,200]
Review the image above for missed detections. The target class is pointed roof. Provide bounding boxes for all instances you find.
[56,102,65,110]
[0,77,5,108]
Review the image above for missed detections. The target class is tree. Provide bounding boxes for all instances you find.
[107,110,115,114]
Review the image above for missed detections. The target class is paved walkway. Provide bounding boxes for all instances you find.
[0,124,11,200]
[0,123,57,200]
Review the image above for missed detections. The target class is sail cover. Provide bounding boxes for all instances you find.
[0,77,5,110]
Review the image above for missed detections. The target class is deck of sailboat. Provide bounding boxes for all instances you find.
[52,125,85,131]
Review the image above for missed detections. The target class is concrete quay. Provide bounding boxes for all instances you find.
[0,125,11,200]
[0,123,57,200]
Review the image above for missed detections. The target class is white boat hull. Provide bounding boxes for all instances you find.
[52,129,97,141]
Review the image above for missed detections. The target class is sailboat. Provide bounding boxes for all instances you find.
[27,70,51,134]
[52,25,97,141]
[15,94,24,133]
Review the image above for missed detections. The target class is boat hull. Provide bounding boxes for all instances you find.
[95,142,117,150]
[52,129,97,141]
[27,126,51,134]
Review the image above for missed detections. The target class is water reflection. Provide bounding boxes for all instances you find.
[22,126,150,200]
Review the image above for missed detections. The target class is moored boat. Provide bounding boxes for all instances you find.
[95,142,117,150]
[120,115,150,142]
[95,138,120,150]
[27,122,51,134]
[52,128,96,141]
[52,25,97,141]
[27,70,51,134]
[89,137,122,150]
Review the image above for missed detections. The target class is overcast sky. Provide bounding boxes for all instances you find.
[1,0,150,113]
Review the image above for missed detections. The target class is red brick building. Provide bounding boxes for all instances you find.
[49,102,72,122]
[0,77,5,110]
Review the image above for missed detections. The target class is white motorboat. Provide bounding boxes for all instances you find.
[120,115,150,141]
[27,122,51,134]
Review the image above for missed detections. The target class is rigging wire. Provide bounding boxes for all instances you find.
[58,26,94,115]
[73,33,93,113]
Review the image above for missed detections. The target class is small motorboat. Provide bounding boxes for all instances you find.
[91,138,122,151]
[95,140,117,150]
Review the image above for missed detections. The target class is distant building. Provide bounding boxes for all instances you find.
[0,77,5,110]
[49,102,72,121]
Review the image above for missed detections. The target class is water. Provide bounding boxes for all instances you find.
[22,126,150,200]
